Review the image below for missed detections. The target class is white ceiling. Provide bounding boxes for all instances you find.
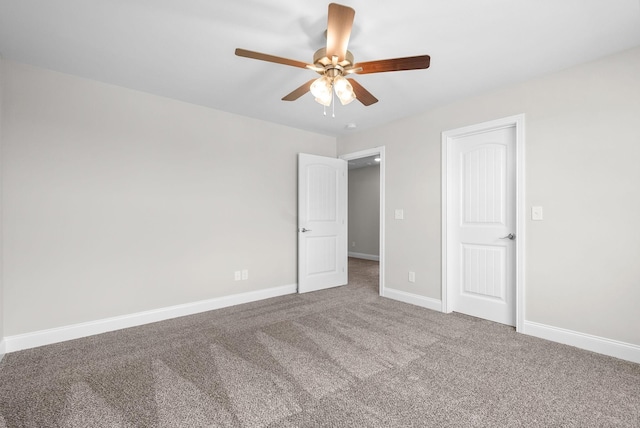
[1,1,639,137]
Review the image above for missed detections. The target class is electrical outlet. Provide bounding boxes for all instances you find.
[408,271,416,283]
[352,241,356,247]
[234,271,241,281]
[241,269,248,280]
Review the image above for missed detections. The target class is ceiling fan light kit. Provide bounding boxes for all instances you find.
[235,3,430,113]
[333,76,356,105]
[310,75,333,106]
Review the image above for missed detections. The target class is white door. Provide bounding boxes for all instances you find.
[449,126,516,325]
[298,153,348,293]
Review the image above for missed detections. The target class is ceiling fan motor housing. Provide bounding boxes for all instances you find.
[313,48,354,76]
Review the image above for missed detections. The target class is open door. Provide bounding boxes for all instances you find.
[298,153,348,293]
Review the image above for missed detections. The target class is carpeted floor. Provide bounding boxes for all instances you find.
[0,258,639,427]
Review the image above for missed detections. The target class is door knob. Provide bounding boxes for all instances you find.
[500,233,515,240]
[300,228,312,233]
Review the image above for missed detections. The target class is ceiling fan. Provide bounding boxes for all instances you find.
[235,3,430,108]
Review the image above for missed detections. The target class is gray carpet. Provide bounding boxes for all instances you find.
[0,258,638,427]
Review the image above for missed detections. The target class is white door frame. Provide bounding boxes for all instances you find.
[340,147,386,296]
[442,115,525,332]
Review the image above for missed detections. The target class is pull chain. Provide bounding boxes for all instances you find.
[331,87,335,118]
[320,81,337,118]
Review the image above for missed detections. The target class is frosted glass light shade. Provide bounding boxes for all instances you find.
[333,75,356,105]
[314,95,332,106]
[310,76,332,99]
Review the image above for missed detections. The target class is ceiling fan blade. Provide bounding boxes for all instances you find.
[235,48,309,69]
[282,79,316,101]
[354,55,431,74]
[326,3,355,62]
[348,79,378,106]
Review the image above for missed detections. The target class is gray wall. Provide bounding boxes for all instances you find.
[0,55,4,359]
[1,60,336,336]
[3,46,639,352]
[338,47,640,346]
[348,165,379,258]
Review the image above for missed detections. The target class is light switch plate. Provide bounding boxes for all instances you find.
[395,209,404,220]
[532,206,543,221]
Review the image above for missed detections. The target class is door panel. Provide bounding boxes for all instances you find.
[306,236,337,275]
[298,154,347,293]
[461,244,506,300]
[451,127,516,325]
[463,145,506,224]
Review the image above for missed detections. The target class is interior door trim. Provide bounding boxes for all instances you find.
[441,114,526,332]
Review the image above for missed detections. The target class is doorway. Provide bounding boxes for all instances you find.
[442,115,525,331]
[340,147,385,295]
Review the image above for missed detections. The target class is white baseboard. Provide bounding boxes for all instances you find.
[0,339,5,363]
[382,287,442,312]
[348,252,380,261]
[4,283,297,353]
[523,320,640,364]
